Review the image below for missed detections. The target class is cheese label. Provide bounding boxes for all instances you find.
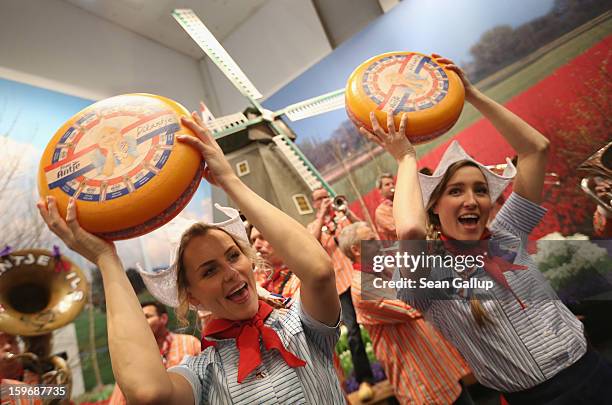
[43,96,180,202]
[362,54,449,115]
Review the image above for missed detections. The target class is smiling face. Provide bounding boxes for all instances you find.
[432,165,491,240]
[181,229,258,321]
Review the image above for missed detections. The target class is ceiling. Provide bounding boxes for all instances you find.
[62,0,270,59]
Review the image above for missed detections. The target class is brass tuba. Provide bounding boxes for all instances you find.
[0,248,89,402]
[578,141,612,213]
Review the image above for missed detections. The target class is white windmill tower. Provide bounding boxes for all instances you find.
[172,9,346,225]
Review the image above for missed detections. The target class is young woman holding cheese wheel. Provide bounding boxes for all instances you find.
[37,112,344,405]
[359,54,612,404]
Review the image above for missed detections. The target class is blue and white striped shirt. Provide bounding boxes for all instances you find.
[168,300,345,404]
[397,192,587,392]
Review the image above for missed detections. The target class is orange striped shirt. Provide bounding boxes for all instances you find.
[307,216,353,294]
[258,265,301,299]
[107,332,201,405]
[375,199,397,241]
[594,206,612,238]
[352,270,471,404]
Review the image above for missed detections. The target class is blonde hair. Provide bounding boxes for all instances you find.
[425,160,493,327]
[174,223,268,327]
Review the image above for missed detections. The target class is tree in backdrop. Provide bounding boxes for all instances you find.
[0,132,54,248]
[467,0,611,81]
[297,119,368,175]
[299,1,610,181]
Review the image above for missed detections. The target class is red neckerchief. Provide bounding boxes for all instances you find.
[201,300,306,383]
[440,230,527,309]
[159,331,173,366]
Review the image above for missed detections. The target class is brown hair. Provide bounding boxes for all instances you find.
[141,300,168,317]
[425,160,493,327]
[174,223,267,327]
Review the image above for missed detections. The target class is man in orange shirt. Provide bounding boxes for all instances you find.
[339,222,473,405]
[307,187,374,401]
[250,226,301,299]
[107,301,201,405]
[374,173,397,241]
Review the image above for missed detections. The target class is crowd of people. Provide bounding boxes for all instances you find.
[2,55,611,405]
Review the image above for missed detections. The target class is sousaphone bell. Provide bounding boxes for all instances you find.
[0,248,89,401]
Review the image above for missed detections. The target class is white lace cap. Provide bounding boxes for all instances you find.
[419,140,516,207]
[137,204,249,308]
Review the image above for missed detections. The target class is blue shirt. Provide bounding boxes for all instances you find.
[397,192,587,392]
[168,300,345,404]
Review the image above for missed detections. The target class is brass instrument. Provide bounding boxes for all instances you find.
[332,195,348,213]
[578,141,612,213]
[0,248,88,403]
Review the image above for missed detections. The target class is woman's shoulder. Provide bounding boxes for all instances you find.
[179,346,219,370]
[267,303,304,337]
[491,192,547,237]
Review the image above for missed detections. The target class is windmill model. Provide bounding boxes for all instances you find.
[172,9,346,225]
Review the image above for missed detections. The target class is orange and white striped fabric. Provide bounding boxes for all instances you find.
[307,216,353,294]
[257,265,301,299]
[352,271,471,404]
[107,332,201,405]
[375,199,397,241]
[594,206,612,238]
[281,274,301,298]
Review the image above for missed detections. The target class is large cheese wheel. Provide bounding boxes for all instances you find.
[346,52,465,144]
[38,94,204,240]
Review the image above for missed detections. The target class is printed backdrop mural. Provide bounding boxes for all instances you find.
[264,0,611,238]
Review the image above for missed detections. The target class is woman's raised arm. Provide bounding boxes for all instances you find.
[37,197,193,405]
[179,113,340,326]
[433,54,550,204]
[360,112,427,240]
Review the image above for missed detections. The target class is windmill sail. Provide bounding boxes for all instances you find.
[173,9,343,223]
[276,88,345,121]
[173,9,263,102]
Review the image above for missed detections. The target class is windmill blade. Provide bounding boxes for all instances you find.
[207,112,250,135]
[173,9,263,101]
[275,88,345,121]
[272,135,335,195]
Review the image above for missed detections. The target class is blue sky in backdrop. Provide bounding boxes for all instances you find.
[263,0,555,142]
